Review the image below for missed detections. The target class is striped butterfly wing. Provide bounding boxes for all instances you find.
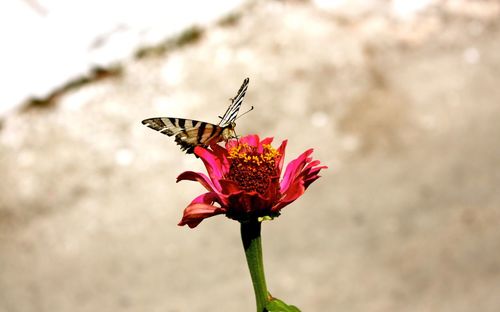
[142,77,250,154]
[219,77,249,127]
[141,117,226,154]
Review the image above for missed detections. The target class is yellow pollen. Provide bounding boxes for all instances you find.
[226,142,281,194]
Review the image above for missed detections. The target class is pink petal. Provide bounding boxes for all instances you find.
[303,174,321,188]
[259,137,274,153]
[178,192,226,228]
[272,179,305,212]
[210,143,230,174]
[280,148,313,193]
[178,203,226,228]
[305,159,321,169]
[227,191,273,215]
[225,138,239,150]
[190,191,221,205]
[176,171,217,192]
[219,179,242,194]
[195,146,226,189]
[274,149,327,211]
[298,162,328,189]
[261,137,274,145]
[304,167,327,188]
[275,139,288,172]
[240,134,260,147]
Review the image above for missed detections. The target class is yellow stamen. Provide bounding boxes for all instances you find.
[226,142,281,194]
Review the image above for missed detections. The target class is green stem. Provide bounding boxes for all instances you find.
[241,220,269,312]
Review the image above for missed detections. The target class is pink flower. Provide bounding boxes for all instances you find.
[177,134,327,228]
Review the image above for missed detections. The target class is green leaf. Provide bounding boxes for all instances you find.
[265,297,301,312]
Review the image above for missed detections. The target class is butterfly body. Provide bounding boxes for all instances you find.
[141,117,235,154]
[142,78,249,154]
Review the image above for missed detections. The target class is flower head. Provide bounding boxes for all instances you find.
[177,134,327,228]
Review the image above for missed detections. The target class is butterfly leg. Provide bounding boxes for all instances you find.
[231,128,241,142]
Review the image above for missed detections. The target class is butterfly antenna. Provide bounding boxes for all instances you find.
[235,106,254,121]
[233,128,240,143]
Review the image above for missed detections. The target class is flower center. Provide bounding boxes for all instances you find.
[226,143,280,194]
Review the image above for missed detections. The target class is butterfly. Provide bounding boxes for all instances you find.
[142,78,250,154]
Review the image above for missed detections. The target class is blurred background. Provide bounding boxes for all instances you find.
[1,0,500,311]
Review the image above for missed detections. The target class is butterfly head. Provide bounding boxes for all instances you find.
[221,122,237,141]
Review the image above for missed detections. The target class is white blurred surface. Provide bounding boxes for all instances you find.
[0,0,243,114]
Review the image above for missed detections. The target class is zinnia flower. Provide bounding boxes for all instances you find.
[177,134,327,228]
